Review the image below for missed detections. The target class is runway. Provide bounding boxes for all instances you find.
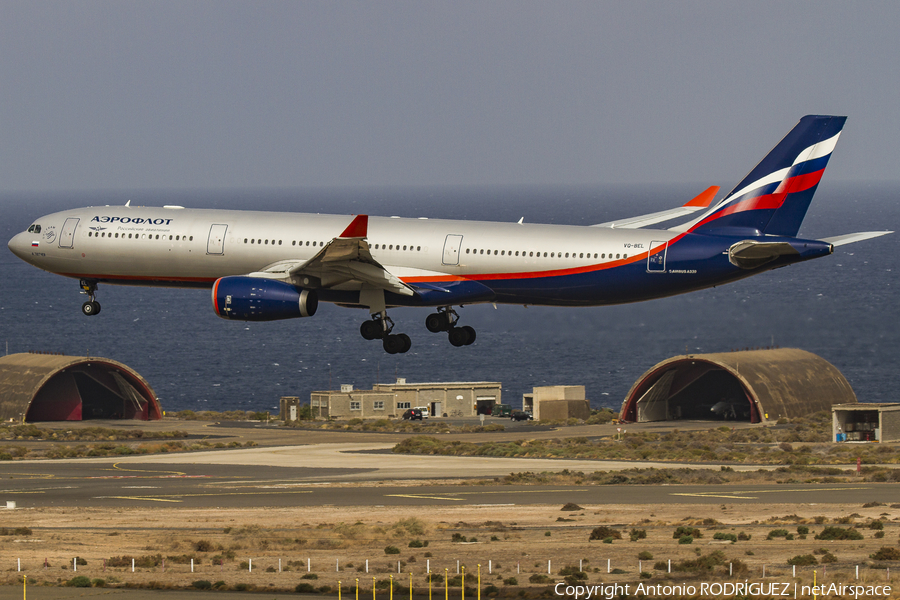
[2,445,895,508]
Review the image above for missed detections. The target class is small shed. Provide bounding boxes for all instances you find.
[522,386,591,421]
[833,404,900,443]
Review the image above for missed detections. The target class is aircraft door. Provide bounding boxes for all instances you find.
[59,218,79,248]
[442,234,463,266]
[207,224,228,255]
[647,240,668,272]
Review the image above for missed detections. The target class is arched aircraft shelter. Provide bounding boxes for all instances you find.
[0,353,161,422]
[619,348,856,424]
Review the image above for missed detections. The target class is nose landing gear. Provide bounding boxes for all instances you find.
[80,279,101,316]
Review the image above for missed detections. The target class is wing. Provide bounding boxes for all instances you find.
[591,186,719,229]
[249,215,415,297]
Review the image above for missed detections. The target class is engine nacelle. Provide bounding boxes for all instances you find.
[212,276,318,321]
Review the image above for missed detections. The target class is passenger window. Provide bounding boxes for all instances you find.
[190,236,193,241]
[623,254,627,258]
[417,246,421,251]
[403,245,407,251]
[616,253,620,259]
[494,250,498,255]
[480,249,484,255]
[466,248,470,254]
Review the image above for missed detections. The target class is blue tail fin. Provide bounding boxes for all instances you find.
[690,115,846,237]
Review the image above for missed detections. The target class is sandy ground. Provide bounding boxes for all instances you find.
[2,501,899,598]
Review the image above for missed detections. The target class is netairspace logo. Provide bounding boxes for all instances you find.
[553,581,893,599]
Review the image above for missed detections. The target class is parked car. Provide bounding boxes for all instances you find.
[402,408,424,420]
[510,410,533,421]
[413,406,430,418]
[491,403,512,417]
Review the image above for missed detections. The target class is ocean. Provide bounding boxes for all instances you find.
[1,183,896,413]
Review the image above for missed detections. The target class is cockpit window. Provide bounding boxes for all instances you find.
[28,225,40,233]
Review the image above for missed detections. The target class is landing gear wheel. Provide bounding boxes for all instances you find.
[460,325,475,345]
[383,334,411,354]
[448,327,469,347]
[426,308,458,333]
[82,301,101,316]
[425,313,447,333]
[360,319,385,340]
[398,333,411,353]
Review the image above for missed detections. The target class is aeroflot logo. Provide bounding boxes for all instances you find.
[91,216,173,225]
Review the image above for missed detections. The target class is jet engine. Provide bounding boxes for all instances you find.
[212,276,318,321]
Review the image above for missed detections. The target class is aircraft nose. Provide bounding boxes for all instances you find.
[7,232,30,261]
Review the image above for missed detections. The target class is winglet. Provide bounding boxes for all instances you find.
[340,214,368,238]
[683,186,719,208]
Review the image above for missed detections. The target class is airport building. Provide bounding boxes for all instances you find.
[833,403,900,443]
[619,348,857,424]
[308,379,502,419]
[522,385,591,421]
[0,352,162,422]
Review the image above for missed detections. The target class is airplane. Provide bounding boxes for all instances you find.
[8,115,892,354]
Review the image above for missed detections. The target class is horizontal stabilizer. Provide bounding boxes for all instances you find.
[593,186,719,229]
[820,231,893,247]
[728,240,799,270]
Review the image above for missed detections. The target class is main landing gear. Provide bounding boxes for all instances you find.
[79,279,101,316]
[358,303,475,354]
[360,314,411,354]
[425,307,476,347]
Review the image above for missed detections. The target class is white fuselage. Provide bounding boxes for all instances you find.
[9,205,680,303]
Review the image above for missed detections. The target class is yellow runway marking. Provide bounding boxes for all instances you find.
[385,489,588,501]
[671,486,870,500]
[385,494,464,501]
[454,489,589,495]
[102,496,183,503]
[96,490,314,501]
[111,463,187,476]
[671,493,760,499]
